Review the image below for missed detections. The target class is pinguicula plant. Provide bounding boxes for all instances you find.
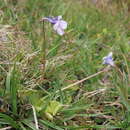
[102,52,130,111]
[41,16,67,77]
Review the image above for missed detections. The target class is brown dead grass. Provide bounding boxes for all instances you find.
[0,24,32,63]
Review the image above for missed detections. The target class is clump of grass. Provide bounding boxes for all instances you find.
[0,0,130,129]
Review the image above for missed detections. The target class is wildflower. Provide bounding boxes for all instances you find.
[102,52,114,66]
[42,16,67,36]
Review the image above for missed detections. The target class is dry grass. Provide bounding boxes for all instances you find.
[0,24,32,64]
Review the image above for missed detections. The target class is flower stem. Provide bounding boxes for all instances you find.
[42,21,46,77]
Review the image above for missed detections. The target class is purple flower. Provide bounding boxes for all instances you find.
[43,16,67,36]
[102,52,114,66]
[43,16,59,24]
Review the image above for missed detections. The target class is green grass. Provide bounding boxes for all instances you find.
[0,0,130,129]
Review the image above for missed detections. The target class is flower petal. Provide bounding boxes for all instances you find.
[43,17,57,24]
[109,60,114,66]
[56,28,64,35]
[102,52,114,66]
[53,22,59,31]
[108,52,113,58]
[57,16,62,20]
[59,20,67,29]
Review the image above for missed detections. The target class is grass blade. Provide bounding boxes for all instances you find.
[40,120,64,130]
[0,113,19,128]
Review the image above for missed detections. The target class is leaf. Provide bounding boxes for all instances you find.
[5,66,20,115]
[0,113,19,128]
[29,93,45,112]
[5,67,13,94]
[61,104,91,112]
[62,125,121,129]
[40,119,64,130]
[45,101,62,120]
[10,67,18,115]
[22,119,37,130]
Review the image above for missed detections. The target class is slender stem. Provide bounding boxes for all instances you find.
[61,70,105,91]
[0,126,12,130]
[42,21,46,77]
[32,105,39,130]
[55,67,109,93]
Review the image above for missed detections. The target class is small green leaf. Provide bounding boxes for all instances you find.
[45,101,62,120]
